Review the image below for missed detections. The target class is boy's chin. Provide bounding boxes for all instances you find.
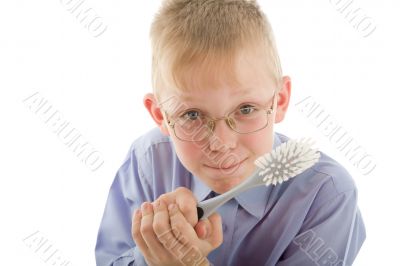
[203,175,247,194]
[199,161,255,193]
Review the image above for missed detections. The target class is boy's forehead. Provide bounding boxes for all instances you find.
[173,54,273,93]
[156,45,277,111]
[173,86,262,101]
[158,84,273,114]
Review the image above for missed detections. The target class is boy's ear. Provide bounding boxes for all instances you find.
[143,93,170,136]
[274,76,291,123]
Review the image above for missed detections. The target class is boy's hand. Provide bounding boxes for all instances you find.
[131,188,223,266]
[152,187,213,239]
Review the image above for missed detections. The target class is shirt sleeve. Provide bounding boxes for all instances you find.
[95,148,153,266]
[276,188,366,266]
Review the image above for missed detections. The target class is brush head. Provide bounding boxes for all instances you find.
[254,138,320,186]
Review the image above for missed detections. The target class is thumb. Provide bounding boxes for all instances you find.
[202,213,223,248]
[194,219,210,239]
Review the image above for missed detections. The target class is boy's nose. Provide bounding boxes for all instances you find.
[208,120,237,151]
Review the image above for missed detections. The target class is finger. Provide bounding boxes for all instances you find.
[153,199,178,250]
[131,208,150,257]
[168,203,198,242]
[154,200,192,260]
[140,202,168,256]
[169,204,208,262]
[206,212,223,248]
[159,188,198,227]
[194,218,211,239]
[174,188,198,227]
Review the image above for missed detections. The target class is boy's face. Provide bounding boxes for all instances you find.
[145,49,291,194]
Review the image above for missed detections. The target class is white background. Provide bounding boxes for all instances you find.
[1,0,399,265]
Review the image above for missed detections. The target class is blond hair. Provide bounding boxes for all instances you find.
[150,0,282,100]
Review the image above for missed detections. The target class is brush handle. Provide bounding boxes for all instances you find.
[197,169,261,219]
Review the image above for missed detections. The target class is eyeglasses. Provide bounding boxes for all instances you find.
[164,91,276,142]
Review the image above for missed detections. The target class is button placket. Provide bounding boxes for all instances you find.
[214,199,238,266]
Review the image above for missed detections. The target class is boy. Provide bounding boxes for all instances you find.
[95,0,366,265]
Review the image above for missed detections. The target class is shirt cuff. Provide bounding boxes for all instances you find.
[112,247,147,266]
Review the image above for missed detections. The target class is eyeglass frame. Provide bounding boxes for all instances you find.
[163,90,277,142]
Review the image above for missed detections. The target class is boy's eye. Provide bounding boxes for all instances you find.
[238,104,256,115]
[182,110,201,120]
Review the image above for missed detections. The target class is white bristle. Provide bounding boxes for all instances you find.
[254,138,320,186]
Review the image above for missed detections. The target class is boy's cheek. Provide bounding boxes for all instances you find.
[242,130,274,155]
[174,144,203,168]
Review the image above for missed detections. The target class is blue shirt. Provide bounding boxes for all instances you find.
[95,128,365,266]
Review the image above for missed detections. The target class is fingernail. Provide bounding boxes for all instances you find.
[141,202,150,214]
[153,200,160,210]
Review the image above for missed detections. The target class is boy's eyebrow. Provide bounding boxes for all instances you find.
[169,89,269,115]
[177,88,259,102]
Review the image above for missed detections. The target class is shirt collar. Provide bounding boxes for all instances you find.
[191,174,212,202]
[236,134,282,219]
[191,133,282,219]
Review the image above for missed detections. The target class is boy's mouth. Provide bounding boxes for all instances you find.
[204,157,248,171]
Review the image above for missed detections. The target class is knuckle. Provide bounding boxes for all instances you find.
[171,218,184,230]
[175,187,191,195]
[179,202,192,214]
[176,189,196,209]
[158,194,169,202]
[180,199,196,212]
[140,223,153,235]
[152,221,165,234]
